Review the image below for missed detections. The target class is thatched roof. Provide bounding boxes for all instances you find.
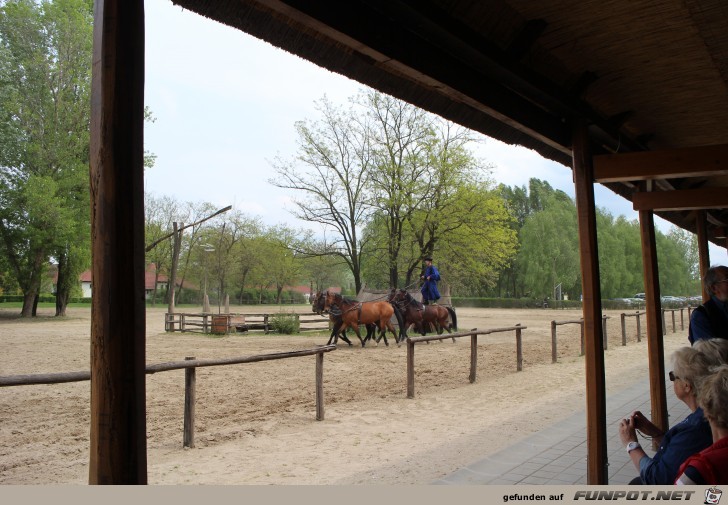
[171,0,728,243]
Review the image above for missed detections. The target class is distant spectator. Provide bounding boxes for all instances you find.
[675,365,728,485]
[688,265,728,344]
[618,347,715,484]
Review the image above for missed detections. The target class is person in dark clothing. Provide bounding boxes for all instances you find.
[420,256,441,305]
[689,265,728,344]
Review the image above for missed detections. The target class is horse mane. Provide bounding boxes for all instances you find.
[403,290,420,308]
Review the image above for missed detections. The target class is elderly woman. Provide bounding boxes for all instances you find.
[618,347,715,484]
[675,365,728,485]
[693,337,728,364]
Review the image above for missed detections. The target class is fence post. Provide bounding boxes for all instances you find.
[580,321,585,356]
[636,312,642,342]
[315,351,324,421]
[264,314,269,334]
[662,308,666,336]
[680,308,685,331]
[671,310,676,333]
[181,314,186,332]
[602,315,608,351]
[407,339,415,399]
[469,331,478,383]
[551,320,557,363]
[621,313,627,346]
[516,324,523,371]
[183,357,196,448]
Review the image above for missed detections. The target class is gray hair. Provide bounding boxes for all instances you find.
[703,265,728,295]
[697,365,728,429]
[693,338,728,365]
[671,346,721,397]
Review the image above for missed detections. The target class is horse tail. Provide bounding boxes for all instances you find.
[446,306,457,331]
[391,303,406,342]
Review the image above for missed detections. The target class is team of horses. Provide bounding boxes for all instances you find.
[311,288,457,347]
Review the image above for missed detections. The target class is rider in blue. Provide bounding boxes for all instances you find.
[420,256,441,305]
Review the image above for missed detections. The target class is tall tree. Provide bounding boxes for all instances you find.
[0,0,93,316]
[269,94,374,293]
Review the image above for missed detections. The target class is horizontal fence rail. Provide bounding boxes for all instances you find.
[405,325,526,399]
[0,345,337,448]
[550,316,610,362]
[165,312,331,334]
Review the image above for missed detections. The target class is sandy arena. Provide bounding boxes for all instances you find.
[0,304,691,484]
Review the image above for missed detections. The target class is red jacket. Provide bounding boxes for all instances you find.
[675,435,728,485]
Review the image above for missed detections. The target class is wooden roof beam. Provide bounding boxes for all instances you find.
[593,144,728,183]
[506,19,548,60]
[633,187,728,211]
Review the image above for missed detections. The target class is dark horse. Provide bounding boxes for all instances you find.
[388,288,458,342]
[323,291,404,346]
[311,290,376,346]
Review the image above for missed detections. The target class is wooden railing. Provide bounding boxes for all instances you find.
[551,315,610,362]
[405,325,526,399]
[0,345,337,448]
[164,312,331,334]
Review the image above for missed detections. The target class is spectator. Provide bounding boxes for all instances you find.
[693,338,728,365]
[618,347,715,484]
[688,265,728,344]
[675,365,728,485]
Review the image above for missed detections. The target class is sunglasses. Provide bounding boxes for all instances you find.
[669,371,680,382]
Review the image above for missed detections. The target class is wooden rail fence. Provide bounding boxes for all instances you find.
[551,315,610,362]
[0,345,337,448]
[620,311,645,345]
[405,325,526,398]
[164,312,331,334]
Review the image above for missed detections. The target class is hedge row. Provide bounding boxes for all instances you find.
[0,295,92,304]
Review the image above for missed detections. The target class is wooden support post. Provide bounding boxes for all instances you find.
[315,352,324,421]
[696,210,711,304]
[183,357,196,448]
[469,332,477,383]
[638,207,668,450]
[572,121,607,484]
[88,0,147,485]
[580,322,585,356]
[662,309,667,336]
[636,312,642,342]
[602,316,608,350]
[516,324,523,371]
[680,308,685,331]
[621,313,627,346]
[551,320,557,363]
[407,339,415,398]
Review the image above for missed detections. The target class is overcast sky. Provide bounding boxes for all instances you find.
[142,0,725,262]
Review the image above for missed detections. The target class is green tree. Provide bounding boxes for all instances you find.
[517,195,580,299]
[0,0,93,316]
[270,94,372,293]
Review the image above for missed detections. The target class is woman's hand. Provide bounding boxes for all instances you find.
[619,417,637,445]
[631,410,663,438]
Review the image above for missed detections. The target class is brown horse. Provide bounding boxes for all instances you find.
[323,291,402,346]
[388,288,457,342]
[311,290,375,346]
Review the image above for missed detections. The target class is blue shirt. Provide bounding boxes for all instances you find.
[638,407,712,484]
[688,295,728,343]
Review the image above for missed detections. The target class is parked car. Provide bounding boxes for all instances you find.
[634,293,645,299]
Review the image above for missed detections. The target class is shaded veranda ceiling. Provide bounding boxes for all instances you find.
[170,0,728,246]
